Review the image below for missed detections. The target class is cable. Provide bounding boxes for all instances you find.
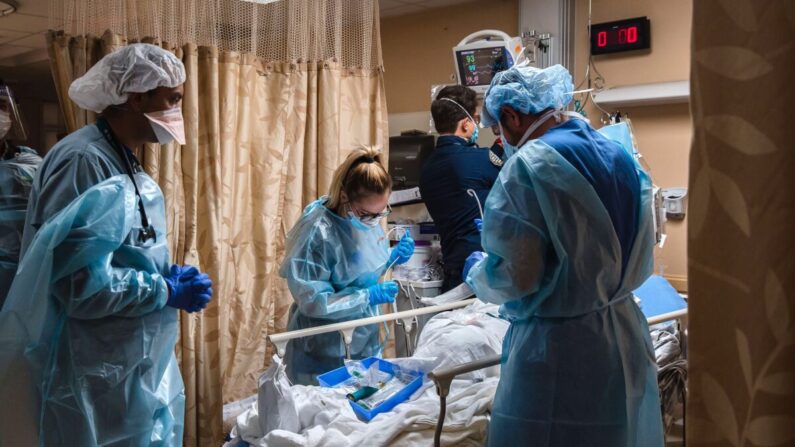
[466,189,484,219]
[574,0,611,121]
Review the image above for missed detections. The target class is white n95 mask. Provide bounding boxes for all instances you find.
[144,107,186,145]
[0,110,12,139]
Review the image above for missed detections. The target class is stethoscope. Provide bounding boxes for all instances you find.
[96,118,156,243]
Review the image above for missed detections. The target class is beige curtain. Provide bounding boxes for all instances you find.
[45,2,388,444]
[687,1,795,445]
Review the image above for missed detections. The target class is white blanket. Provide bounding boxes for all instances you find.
[227,378,498,447]
[413,300,507,380]
[225,301,508,447]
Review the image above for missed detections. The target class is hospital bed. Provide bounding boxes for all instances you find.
[426,307,688,447]
[225,281,688,447]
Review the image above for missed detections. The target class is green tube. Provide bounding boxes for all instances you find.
[347,386,379,402]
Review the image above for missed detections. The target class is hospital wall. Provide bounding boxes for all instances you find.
[573,0,693,291]
[380,0,518,227]
[381,0,518,146]
[381,0,692,291]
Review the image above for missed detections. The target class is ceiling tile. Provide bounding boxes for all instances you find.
[16,0,50,18]
[380,0,407,9]
[0,45,36,59]
[380,0,477,16]
[0,29,28,44]
[380,4,425,17]
[2,32,46,48]
[0,13,49,33]
[422,0,475,8]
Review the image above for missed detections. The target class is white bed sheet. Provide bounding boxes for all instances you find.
[226,378,498,447]
[224,300,508,447]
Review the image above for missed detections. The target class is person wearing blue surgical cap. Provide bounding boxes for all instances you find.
[0,44,213,446]
[280,146,414,385]
[463,64,664,447]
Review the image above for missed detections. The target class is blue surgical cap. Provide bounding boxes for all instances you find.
[481,64,574,127]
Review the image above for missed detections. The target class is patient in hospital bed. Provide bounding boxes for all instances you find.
[224,297,685,446]
[224,300,509,447]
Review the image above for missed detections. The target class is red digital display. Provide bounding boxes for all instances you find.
[597,31,607,47]
[596,26,639,48]
[591,17,650,55]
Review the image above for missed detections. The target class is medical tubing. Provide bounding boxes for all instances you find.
[466,189,484,219]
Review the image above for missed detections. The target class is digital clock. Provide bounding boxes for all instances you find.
[590,17,651,55]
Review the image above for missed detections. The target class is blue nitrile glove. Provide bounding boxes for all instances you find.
[175,265,199,281]
[388,232,415,266]
[186,272,213,312]
[367,281,399,305]
[165,265,214,313]
[474,218,483,233]
[462,251,486,280]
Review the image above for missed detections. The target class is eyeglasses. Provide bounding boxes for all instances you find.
[350,203,392,223]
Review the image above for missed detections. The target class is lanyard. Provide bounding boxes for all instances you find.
[96,118,156,243]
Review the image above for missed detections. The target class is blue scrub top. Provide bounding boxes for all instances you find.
[540,119,640,272]
[419,136,501,279]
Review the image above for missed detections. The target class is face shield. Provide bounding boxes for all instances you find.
[0,85,27,142]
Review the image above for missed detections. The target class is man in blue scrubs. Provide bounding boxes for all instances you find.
[419,85,502,292]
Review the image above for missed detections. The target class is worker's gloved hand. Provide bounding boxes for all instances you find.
[462,251,486,280]
[171,264,199,281]
[165,264,214,313]
[388,232,415,266]
[185,272,213,313]
[367,281,399,305]
[474,218,483,233]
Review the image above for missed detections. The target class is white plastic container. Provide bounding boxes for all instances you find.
[404,246,432,269]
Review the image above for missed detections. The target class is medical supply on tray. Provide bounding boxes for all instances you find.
[317,357,423,422]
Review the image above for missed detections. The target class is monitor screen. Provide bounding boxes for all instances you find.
[388,134,435,190]
[455,46,512,87]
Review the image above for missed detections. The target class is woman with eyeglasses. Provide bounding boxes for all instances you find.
[279,146,415,385]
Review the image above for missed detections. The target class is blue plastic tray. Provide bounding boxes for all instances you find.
[317,357,423,422]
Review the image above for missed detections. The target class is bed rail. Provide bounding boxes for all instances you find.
[267,298,477,357]
[426,307,689,447]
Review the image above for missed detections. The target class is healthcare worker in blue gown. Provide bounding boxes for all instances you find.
[281,146,415,385]
[463,64,664,446]
[0,44,213,446]
[0,82,42,308]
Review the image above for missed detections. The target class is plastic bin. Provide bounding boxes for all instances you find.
[316,357,423,422]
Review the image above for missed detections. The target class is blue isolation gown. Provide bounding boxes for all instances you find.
[0,146,41,308]
[0,123,183,446]
[279,198,389,385]
[467,120,664,446]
